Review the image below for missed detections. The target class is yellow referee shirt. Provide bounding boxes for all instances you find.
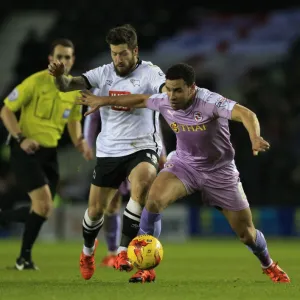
[4,70,82,147]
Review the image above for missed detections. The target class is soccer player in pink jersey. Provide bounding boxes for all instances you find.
[79,63,290,283]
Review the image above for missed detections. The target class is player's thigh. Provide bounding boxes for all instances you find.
[202,162,249,212]
[127,150,159,203]
[88,184,118,217]
[146,171,188,212]
[203,181,249,210]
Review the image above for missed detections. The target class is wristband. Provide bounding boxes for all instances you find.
[15,133,26,144]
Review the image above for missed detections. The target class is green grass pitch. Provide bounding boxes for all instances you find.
[0,239,299,300]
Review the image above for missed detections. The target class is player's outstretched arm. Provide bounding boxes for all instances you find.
[48,60,87,92]
[231,104,270,156]
[77,90,151,116]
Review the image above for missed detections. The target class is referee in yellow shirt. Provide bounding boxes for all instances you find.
[0,39,92,270]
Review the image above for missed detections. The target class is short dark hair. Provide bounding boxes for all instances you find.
[50,39,75,55]
[166,63,195,86]
[106,24,138,50]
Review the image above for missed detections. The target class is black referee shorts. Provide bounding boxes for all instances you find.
[92,149,159,189]
[10,140,59,198]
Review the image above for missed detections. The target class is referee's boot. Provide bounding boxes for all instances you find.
[15,257,39,270]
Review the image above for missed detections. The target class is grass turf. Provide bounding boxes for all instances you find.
[0,239,298,300]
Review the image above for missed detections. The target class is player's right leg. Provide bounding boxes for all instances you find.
[129,163,190,283]
[80,156,125,279]
[80,184,117,279]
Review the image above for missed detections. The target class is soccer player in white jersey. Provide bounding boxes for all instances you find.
[83,93,122,268]
[83,88,168,268]
[79,63,290,283]
[48,24,166,282]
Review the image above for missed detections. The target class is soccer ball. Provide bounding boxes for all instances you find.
[127,235,163,270]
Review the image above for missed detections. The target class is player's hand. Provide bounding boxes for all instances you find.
[48,60,65,77]
[77,90,105,116]
[84,105,101,117]
[20,138,40,154]
[251,136,270,156]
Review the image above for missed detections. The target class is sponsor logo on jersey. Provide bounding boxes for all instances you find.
[62,109,71,118]
[7,88,18,101]
[215,97,228,108]
[109,90,132,111]
[130,79,140,87]
[170,122,207,133]
[194,111,203,122]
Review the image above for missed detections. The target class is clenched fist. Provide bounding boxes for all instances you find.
[48,60,65,77]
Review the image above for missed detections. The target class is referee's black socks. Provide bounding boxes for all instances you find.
[19,211,47,262]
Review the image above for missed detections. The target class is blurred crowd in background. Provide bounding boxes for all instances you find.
[1,1,300,212]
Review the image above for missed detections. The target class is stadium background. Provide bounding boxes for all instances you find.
[1,2,300,240]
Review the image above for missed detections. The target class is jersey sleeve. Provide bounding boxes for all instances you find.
[202,91,236,120]
[69,105,82,122]
[3,78,34,112]
[148,66,165,94]
[82,65,105,90]
[146,93,166,112]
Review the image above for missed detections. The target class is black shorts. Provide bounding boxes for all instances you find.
[92,149,159,188]
[10,140,59,198]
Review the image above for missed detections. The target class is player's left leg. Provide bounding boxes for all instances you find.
[114,150,159,271]
[222,207,290,283]
[101,191,122,268]
[202,161,290,283]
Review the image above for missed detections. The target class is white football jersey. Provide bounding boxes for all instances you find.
[83,60,165,157]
